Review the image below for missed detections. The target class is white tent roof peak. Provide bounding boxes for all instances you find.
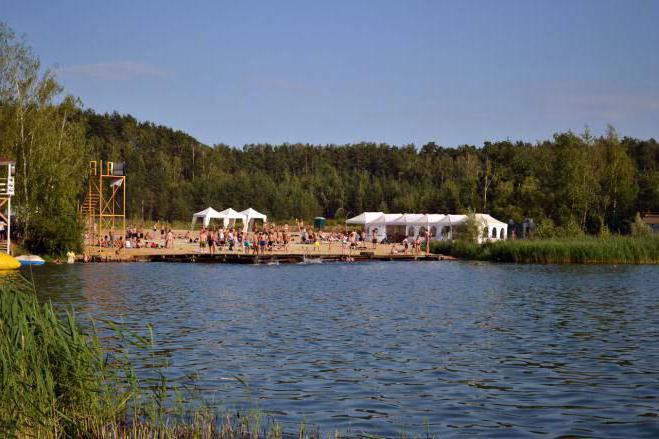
[474,213,507,227]
[216,208,244,219]
[437,214,469,225]
[346,212,385,224]
[436,213,507,227]
[390,213,425,225]
[193,207,221,217]
[191,207,225,228]
[416,214,446,224]
[239,208,267,220]
[382,213,403,222]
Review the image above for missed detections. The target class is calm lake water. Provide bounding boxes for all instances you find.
[27,261,659,437]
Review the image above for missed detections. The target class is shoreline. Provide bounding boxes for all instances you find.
[85,250,450,264]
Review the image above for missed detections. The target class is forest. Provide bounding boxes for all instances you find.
[86,111,659,236]
[1,22,659,253]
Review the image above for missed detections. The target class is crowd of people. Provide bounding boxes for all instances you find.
[89,220,430,257]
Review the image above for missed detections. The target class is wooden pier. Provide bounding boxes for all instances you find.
[89,251,449,264]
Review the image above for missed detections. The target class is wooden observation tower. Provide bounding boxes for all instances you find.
[0,158,15,254]
[81,161,126,247]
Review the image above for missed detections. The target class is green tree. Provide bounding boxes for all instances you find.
[0,23,88,253]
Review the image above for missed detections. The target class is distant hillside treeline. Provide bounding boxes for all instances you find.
[86,110,659,234]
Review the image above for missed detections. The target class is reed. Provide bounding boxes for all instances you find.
[0,278,291,438]
[430,235,659,264]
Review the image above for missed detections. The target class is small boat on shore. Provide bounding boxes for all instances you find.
[15,255,46,266]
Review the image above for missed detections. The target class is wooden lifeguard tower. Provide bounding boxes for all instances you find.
[0,158,15,254]
[81,161,126,247]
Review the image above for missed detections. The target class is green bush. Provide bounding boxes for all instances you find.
[21,215,84,256]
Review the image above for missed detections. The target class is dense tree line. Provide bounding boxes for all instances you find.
[87,110,659,235]
[1,22,658,253]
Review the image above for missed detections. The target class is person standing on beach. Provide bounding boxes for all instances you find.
[209,230,217,255]
[165,229,174,249]
[199,228,207,253]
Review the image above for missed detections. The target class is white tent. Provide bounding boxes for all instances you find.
[346,212,385,225]
[475,214,508,242]
[436,213,508,243]
[239,208,267,231]
[347,212,402,242]
[414,214,446,239]
[191,207,223,228]
[216,208,247,228]
[436,215,468,241]
[389,214,424,237]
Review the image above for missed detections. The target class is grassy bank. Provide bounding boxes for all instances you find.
[430,235,659,264]
[0,278,290,438]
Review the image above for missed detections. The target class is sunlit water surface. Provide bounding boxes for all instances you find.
[26,262,659,437]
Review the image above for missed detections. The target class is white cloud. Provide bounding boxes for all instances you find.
[56,61,171,81]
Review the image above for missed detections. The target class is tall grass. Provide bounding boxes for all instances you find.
[0,277,291,438]
[0,277,125,436]
[430,235,659,264]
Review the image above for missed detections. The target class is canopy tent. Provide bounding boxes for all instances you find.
[190,207,224,228]
[436,215,468,241]
[474,214,508,242]
[415,214,446,239]
[346,212,403,243]
[436,213,508,242]
[239,208,267,231]
[346,212,385,225]
[216,208,247,228]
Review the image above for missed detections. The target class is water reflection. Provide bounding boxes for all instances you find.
[29,262,659,437]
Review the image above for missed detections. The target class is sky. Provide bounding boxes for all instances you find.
[3,0,659,147]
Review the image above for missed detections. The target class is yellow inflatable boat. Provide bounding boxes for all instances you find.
[0,254,21,270]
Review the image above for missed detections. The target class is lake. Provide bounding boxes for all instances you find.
[27,261,659,437]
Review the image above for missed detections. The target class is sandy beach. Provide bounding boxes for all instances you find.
[85,228,429,261]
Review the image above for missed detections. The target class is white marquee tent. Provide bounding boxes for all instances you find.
[475,214,508,242]
[436,213,507,243]
[346,212,386,225]
[389,214,424,237]
[415,214,446,238]
[346,212,402,242]
[190,207,224,228]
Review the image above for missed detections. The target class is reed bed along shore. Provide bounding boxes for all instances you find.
[0,278,297,438]
[430,235,659,264]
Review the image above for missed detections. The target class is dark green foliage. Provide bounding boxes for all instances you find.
[431,236,659,264]
[21,214,84,255]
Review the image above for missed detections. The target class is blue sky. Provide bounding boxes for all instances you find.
[4,0,659,147]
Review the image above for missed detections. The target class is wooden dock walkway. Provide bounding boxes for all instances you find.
[90,251,449,264]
